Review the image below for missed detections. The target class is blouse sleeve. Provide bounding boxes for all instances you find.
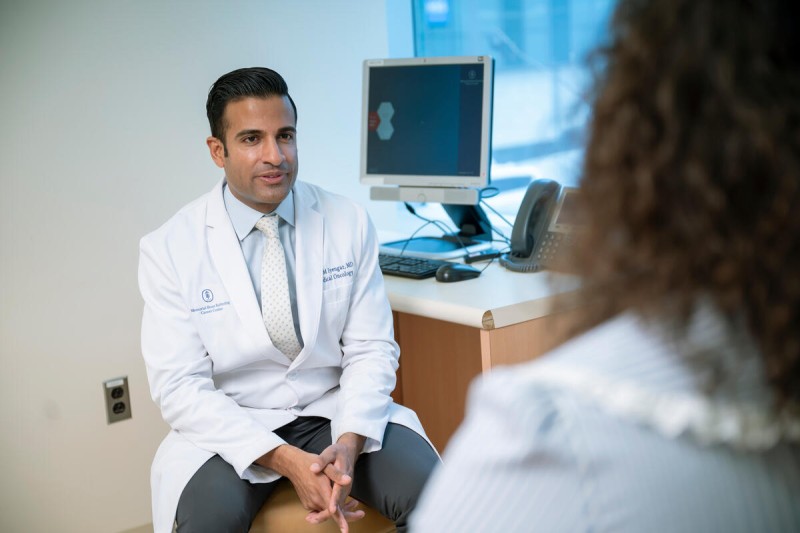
[410,366,592,533]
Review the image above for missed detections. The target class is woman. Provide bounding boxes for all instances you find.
[411,0,800,531]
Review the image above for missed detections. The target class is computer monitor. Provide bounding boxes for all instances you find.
[360,55,495,258]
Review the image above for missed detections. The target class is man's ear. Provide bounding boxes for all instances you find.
[206,136,226,168]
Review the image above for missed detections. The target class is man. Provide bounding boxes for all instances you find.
[138,67,438,533]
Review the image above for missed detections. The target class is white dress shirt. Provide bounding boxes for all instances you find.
[223,184,302,345]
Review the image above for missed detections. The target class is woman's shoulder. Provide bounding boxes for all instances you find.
[477,310,800,450]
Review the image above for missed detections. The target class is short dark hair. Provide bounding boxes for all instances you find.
[206,67,298,143]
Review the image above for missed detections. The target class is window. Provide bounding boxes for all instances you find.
[413,0,617,191]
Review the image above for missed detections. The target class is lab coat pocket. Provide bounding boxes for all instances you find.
[323,283,352,304]
[322,283,352,334]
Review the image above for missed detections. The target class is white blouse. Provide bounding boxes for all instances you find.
[411,309,800,532]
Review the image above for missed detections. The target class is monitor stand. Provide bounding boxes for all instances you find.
[380,204,494,260]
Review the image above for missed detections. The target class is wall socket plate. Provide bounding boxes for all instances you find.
[103,376,132,424]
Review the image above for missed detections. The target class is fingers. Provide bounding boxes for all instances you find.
[303,443,358,531]
[306,506,365,525]
[328,490,338,515]
[306,499,364,519]
[334,504,349,532]
[329,479,346,514]
[310,445,338,474]
[342,499,360,512]
[309,446,352,485]
[338,499,365,523]
[310,461,351,485]
[308,506,349,532]
[324,463,352,486]
[289,456,335,514]
[305,509,328,525]
[311,446,336,474]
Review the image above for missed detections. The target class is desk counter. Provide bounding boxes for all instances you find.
[383,261,581,329]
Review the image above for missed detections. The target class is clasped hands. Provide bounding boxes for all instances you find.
[261,433,367,532]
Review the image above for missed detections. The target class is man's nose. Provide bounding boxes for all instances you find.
[261,138,285,166]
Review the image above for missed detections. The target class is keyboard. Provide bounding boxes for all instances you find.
[378,253,452,280]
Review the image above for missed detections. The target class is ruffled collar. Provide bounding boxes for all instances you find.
[525,307,800,451]
[526,363,800,450]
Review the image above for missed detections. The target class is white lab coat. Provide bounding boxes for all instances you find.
[138,179,429,533]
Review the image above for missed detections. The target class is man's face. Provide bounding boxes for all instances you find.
[207,95,298,214]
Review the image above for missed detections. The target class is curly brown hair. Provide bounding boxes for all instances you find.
[573,0,800,403]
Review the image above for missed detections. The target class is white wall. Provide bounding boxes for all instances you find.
[0,1,408,531]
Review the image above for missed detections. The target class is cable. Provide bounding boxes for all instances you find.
[475,199,512,244]
[403,202,472,251]
[479,198,515,229]
[465,243,511,264]
[479,186,500,199]
[403,202,455,232]
[397,220,439,256]
[489,225,511,245]
[477,245,511,273]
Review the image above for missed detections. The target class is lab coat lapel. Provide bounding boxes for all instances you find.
[205,181,273,353]
[293,186,323,365]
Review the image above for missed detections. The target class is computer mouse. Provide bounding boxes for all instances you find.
[435,263,481,283]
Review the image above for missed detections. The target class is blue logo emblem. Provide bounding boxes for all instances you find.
[201,289,214,302]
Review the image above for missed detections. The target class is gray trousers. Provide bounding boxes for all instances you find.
[176,417,439,533]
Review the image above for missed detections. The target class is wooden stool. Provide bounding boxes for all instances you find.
[249,478,396,533]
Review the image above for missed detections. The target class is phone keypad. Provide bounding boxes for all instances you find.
[535,232,562,262]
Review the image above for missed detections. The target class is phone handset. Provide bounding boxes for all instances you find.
[500,179,562,272]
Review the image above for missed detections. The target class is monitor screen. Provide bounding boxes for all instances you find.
[360,56,493,190]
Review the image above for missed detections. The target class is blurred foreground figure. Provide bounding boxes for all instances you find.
[411,0,800,531]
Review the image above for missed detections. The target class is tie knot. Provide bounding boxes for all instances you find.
[255,216,280,239]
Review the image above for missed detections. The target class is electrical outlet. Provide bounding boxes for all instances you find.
[103,376,132,424]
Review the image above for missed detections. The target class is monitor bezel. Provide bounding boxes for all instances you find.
[359,55,494,190]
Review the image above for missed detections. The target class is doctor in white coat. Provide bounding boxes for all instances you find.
[138,67,438,533]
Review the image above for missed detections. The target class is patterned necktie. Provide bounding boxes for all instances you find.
[255,216,302,359]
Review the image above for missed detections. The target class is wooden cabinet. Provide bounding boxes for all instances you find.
[391,306,581,453]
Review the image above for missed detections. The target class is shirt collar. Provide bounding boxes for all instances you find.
[223,182,296,241]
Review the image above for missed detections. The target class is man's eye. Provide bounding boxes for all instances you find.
[278,132,295,142]
[243,136,259,144]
